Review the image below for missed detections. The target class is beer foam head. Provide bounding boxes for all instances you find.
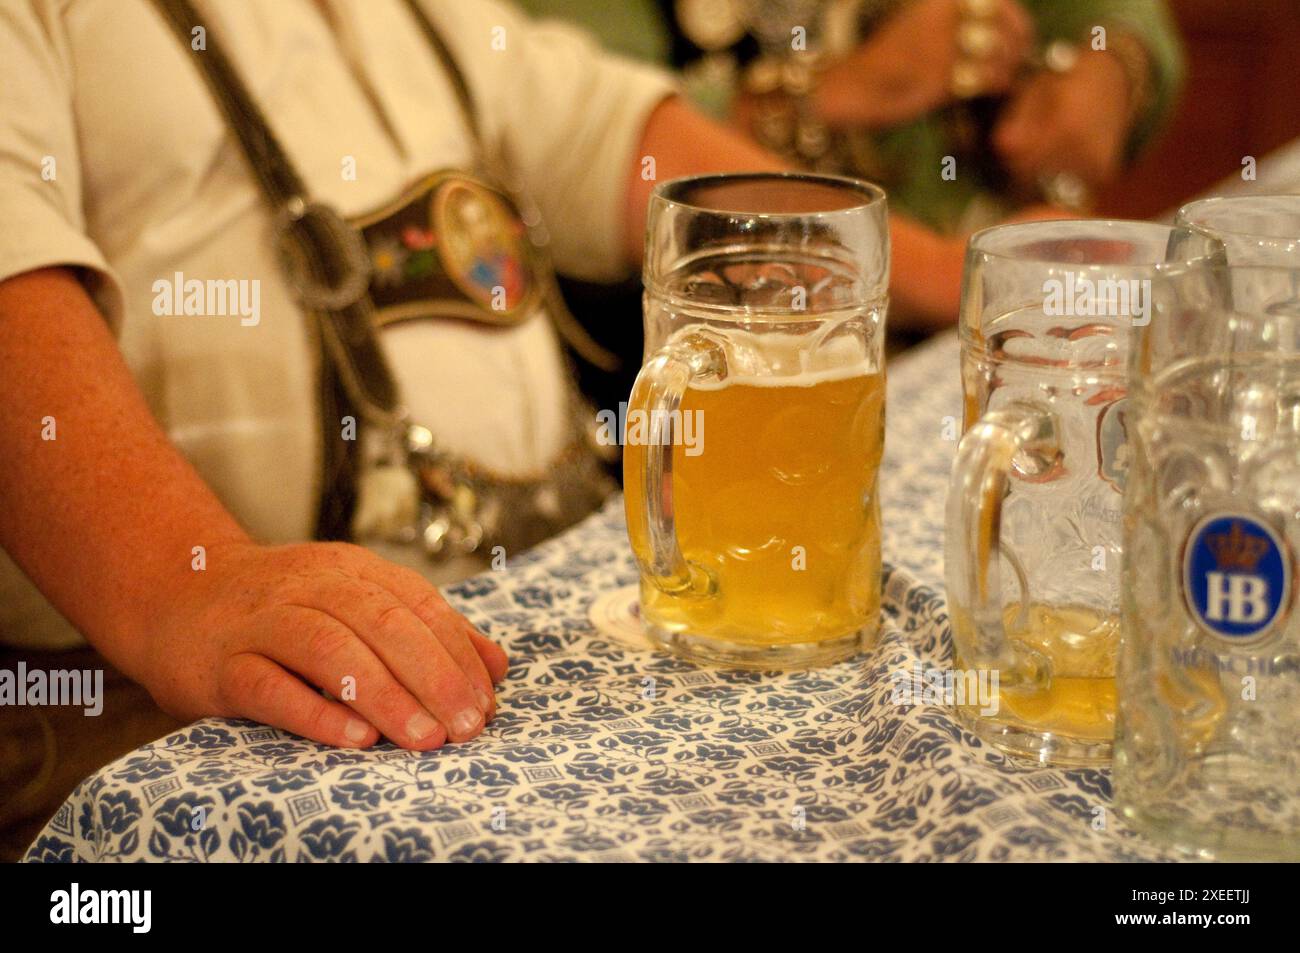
[683,329,877,388]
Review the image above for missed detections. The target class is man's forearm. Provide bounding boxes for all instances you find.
[0,267,250,674]
[623,96,788,263]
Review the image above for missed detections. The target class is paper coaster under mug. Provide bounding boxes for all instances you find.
[587,585,654,650]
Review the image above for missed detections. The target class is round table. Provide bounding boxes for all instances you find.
[25,332,1181,862]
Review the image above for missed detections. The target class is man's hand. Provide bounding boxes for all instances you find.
[142,540,508,749]
[0,268,506,751]
[993,48,1134,191]
[815,0,1034,130]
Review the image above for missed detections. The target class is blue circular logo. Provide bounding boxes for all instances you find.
[1183,513,1292,643]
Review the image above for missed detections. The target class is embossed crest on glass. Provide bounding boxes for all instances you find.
[945,220,1222,765]
[625,173,889,669]
[1115,197,1300,859]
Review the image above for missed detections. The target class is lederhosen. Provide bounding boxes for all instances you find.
[150,0,614,560]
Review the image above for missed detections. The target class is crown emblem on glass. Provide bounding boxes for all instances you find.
[1206,521,1271,572]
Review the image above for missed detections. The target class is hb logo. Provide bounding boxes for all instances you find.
[1183,514,1292,643]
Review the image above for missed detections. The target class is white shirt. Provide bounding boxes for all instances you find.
[0,0,673,646]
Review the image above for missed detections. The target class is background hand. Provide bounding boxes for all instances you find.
[816,0,1034,129]
[993,48,1134,191]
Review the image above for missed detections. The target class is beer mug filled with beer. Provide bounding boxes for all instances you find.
[945,220,1222,764]
[625,173,889,669]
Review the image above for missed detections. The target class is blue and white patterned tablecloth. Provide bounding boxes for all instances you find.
[25,332,1181,862]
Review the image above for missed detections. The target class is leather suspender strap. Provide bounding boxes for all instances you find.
[147,0,603,542]
[399,0,619,375]
[150,0,403,427]
[149,0,418,539]
[399,0,483,150]
[151,0,303,209]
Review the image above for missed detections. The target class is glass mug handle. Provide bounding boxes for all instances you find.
[626,331,728,597]
[944,402,1060,690]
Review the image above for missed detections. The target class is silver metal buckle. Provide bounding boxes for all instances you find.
[273,198,373,312]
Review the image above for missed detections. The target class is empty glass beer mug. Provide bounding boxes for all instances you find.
[1174,193,1300,344]
[624,173,889,669]
[1176,194,1300,266]
[945,220,1222,764]
[1115,256,1300,860]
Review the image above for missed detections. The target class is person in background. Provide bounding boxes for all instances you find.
[521,0,1181,234]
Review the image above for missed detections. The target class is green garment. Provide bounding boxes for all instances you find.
[512,0,670,64]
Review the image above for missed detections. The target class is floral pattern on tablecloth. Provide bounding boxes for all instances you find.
[25,332,1180,862]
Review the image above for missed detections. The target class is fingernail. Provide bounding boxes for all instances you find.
[406,711,440,742]
[451,708,482,739]
[344,718,370,745]
[476,690,492,713]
